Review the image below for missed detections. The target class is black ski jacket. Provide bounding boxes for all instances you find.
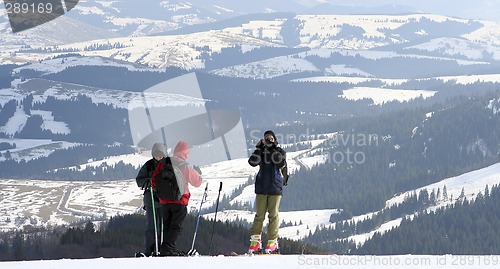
[136,158,160,208]
[248,145,288,195]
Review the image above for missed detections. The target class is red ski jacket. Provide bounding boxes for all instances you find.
[151,144,202,206]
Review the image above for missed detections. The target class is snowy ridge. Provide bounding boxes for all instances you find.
[0,138,81,162]
[211,55,319,79]
[10,78,207,110]
[13,56,164,75]
[2,13,499,69]
[3,30,281,68]
[340,87,437,105]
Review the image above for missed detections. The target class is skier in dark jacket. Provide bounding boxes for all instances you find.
[247,130,288,254]
[135,143,166,257]
[152,141,203,256]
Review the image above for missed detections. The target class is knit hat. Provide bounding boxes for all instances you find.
[151,143,166,158]
[264,130,277,141]
[174,141,189,160]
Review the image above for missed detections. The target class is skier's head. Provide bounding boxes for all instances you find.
[151,143,166,159]
[174,141,189,160]
[264,130,277,146]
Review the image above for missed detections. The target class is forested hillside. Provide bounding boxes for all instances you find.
[355,184,500,254]
[281,92,500,215]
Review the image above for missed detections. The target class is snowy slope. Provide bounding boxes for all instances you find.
[4,254,490,269]
[339,87,437,105]
[210,55,319,79]
[342,162,500,245]
[9,78,207,110]
[0,138,80,162]
[12,56,164,75]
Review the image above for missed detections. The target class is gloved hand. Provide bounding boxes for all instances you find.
[193,165,202,175]
[142,179,152,190]
[256,139,265,149]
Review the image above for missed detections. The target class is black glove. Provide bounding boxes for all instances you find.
[256,139,264,149]
[142,179,152,190]
[193,165,202,175]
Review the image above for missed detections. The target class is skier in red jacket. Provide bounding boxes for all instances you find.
[152,141,203,256]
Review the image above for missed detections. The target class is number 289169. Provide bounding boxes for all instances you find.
[5,2,53,14]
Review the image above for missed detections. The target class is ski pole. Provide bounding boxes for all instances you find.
[150,183,159,256]
[208,182,223,255]
[188,183,208,256]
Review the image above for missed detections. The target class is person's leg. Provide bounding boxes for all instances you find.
[249,194,268,252]
[163,204,187,253]
[144,204,155,255]
[144,192,162,255]
[160,204,173,253]
[250,194,268,236]
[264,195,282,253]
[266,195,282,241]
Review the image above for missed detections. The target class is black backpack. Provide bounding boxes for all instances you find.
[155,157,185,200]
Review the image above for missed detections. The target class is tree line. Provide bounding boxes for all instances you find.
[0,213,324,261]
[280,92,500,216]
[355,184,500,254]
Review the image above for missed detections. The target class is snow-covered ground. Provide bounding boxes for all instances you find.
[12,56,164,75]
[210,55,320,79]
[2,254,498,269]
[339,87,437,105]
[426,74,500,84]
[0,138,81,162]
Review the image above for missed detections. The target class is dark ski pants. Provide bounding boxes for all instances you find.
[160,203,188,250]
[144,194,161,254]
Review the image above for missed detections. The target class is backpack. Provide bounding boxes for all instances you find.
[155,157,185,200]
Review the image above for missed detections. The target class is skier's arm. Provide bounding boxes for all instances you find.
[248,140,264,167]
[281,160,289,186]
[248,149,263,167]
[136,161,152,189]
[271,148,286,169]
[185,167,203,188]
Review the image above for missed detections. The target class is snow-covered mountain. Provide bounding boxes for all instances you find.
[2,13,499,69]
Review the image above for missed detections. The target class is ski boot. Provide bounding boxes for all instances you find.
[265,239,279,254]
[248,234,262,254]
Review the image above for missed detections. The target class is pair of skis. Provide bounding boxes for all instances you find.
[149,181,223,257]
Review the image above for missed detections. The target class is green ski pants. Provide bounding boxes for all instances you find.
[250,194,282,240]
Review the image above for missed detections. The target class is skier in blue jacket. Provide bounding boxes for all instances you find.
[247,130,288,254]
